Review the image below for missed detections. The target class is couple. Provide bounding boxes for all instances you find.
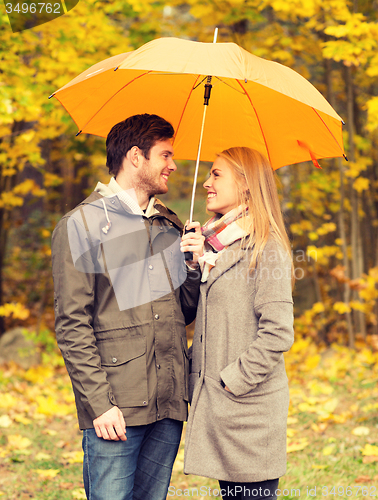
[51,114,294,500]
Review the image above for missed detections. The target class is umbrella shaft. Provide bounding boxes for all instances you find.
[189,105,208,222]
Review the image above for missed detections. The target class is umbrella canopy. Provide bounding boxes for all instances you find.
[51,37,345,170]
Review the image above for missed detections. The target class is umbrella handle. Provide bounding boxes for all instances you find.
[184,227,196,261]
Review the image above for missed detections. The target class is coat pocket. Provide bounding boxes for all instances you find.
[97,335,148,408]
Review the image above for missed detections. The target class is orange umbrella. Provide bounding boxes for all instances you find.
[50,36,345,225]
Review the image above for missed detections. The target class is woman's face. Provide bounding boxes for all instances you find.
[203,157,239,215]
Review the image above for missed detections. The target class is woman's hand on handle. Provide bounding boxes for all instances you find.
[180,221,204,265]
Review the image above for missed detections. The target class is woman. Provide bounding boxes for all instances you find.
[181,147,294,500]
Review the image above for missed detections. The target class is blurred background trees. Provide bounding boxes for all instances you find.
[1,0,377,348]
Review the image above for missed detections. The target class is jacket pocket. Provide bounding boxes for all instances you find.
[97,335,148,408]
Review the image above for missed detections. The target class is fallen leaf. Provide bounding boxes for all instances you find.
[35,452,52,461]
[287,417,298,425]
[59,482,73,490]
[287,438,309,453]
[0,415,12,428]
[13,415,32,425]
[287,428,297,437]
[72,489,86,499]
[0,394,18,410]
[43,429,57,436]
[311,423,328,433]
[354,475,371,483]
[361,444,378,456]
[363,456,378,464]
[322,444,336,456]
[32,469,60,479]
[7,435,32,450]
[312,465,328,469]
[61,451,83,464]
[352,426,370,436]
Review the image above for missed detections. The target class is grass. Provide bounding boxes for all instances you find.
[1,338,378,499]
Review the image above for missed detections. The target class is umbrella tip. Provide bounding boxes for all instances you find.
[48,93,55,99]
[343,154,348,162]
[341,119,345,125]
[114,67,118,71]
[76,130,82,137]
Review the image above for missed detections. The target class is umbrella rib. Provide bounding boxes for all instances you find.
[172,74,202,147]
[311,108,345,155]
[79,71,152,133]
[214,77,245,94]
[236,80,272,165]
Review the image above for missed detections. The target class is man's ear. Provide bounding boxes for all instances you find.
[127,146,141,167]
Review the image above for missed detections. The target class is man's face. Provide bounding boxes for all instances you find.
[137,139,177,196]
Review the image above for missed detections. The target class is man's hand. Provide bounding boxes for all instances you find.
[93,406,127,441]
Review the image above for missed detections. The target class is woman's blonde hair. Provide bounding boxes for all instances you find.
[217,147,294,284]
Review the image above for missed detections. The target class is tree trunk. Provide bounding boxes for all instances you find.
[338,158,354,348]
[325,59,355,346]
[345,65,366,340]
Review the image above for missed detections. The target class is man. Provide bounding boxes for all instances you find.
[52,114,203,500]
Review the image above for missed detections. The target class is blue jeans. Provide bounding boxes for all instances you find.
[83,418,183,500]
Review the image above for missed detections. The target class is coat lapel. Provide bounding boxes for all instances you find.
[205,241,247,292]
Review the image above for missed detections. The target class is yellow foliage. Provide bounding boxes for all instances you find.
[36,395,75,416]
[304,354,321,370]
[7,435,32,450]
[72,489,87,500]
[333,301,351,314]
[352,426,370,436]
[13,415,32,425]
[35,452,52,461]
[312,302,325,314]
[349,300,368,313]
[32,469,60,479]
[306,245,339,266]
[0,302,30,320]
[43,172,64,188]
[366,96,378,132]
[287,417,298,425]
[317,223,337,236]
[362,402,378,413]
[0,191,24,209]
[0,415,12,428]
[61,451,83,464]
[24,366,54,384]
[361,444,378,457]
[322,444,336,456]
[353,177,370,193]
[307,380,333,396]
[287,437,309,453]
[0,394,19,410]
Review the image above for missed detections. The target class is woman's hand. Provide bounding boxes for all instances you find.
[180,220,205,265]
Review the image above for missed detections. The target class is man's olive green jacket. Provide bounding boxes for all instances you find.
[52,191,200,429]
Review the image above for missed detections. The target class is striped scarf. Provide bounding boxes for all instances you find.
[199,206,248,282]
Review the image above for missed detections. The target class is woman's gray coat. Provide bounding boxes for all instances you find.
[184,238,294,482]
